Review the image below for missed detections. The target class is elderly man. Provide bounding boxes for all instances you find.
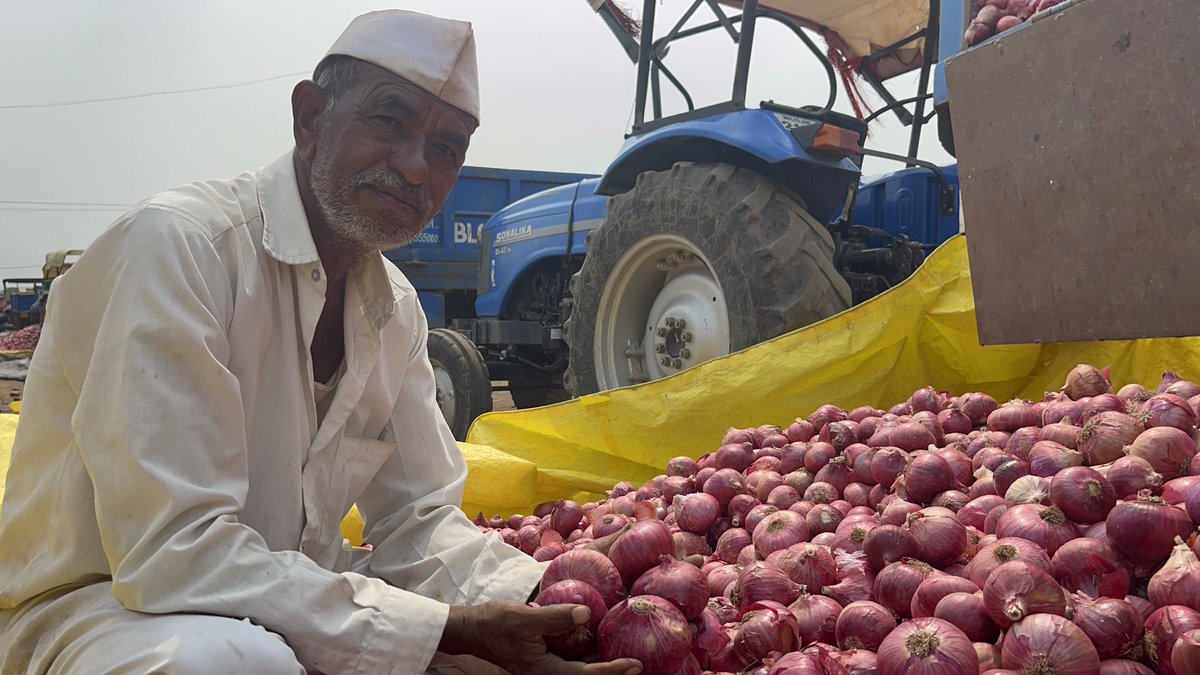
[0,10,640,675]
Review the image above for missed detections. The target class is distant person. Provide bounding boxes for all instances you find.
[0,10,640,675]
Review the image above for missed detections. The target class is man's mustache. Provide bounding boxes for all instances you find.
[356,169,434,219]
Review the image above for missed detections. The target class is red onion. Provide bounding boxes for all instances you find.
[934,448,973,486]
[714,527,751,564]
[542,549,625,609]
[1141,394,1197,432]
[876,617,977,675]
[753,510,808,558]
[988,401,1041,432]
[871,447,909,489]
[1105,455,1164,498]
[1128,426,1197,480]
[667,456,700,478]
[787,592,841,646]
[733,600,801,664]
[804,443,837,473]
[910,574,978,618]
[863,524,919,572]
[1119,382,1154,403]
[599,595,692,673]
[995,461,1034,500]
[1173,629,1200,675]
[974,446,1009,471]
[534,542,568,561]
[1071,592,1144,659]
[822,568,875,606]
[768,543,836,593]
[1160,372,1200,398]
[814,457,854,495]
[767,485,802,511]
[1150,538,1200,611]
[833,600,895,650]
[713,442,755,473]
[1005,427,1041,462]
[743,504,778,533]
[673,493,720,535]
[1128,594,1156,620]
[736,561,802,608]
[1144,605,1200,675]
[903,453,960,505]
[959,495,1005,531]
[1000,613,1100,675]
[880,498,921,525]
[1106,490,1194,571]
[873,558,936,618]
[995,504,1077,556]
[803,481,838,505]
[808,405,848,433]
[968,431,1012,457]
[1162,476,1200,505]
[830,516,878,555]
[660,476,694,501]
[1081,394,1129,424]
[1050,537,1132,599]
[850,406,884,422]
[764,652,821,675]
[1079,412,1144,465]
[535,580,608,658]
[747,470,784,503]
[761,433,790,449]
[820,421,859,452]
[960,393,999,425]
[672,531,710,558]
[703,468,747,511]
[723,427,755,445]
[805,504,842,537]
[1100,660,1155,675]
[841,482,872,507]
[736,544,760,567]
[890,422,937,452]
[631,555,707,620]
[1028,440,1084,477]
[906,507,967,569]
[1041,419,1083,448]
[608,519,676,586]
[982,560,1068,628]
[934,591,999,643]
[706,596,739,625]
[728,493,761,525]
[1050,466,1117,524]
[593,513,631,539]
[1063,364,1110,400]
[786,419,817,443]
[691,607,730,664]
[782,469,815,497]
[984,504,1007,534]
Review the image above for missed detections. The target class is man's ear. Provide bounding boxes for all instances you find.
[292,80,326,162]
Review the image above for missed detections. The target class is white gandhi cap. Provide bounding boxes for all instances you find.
[322,9,480,123]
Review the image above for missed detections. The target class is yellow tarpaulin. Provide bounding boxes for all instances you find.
[463,235,1200,515]
[5,236,1200,543]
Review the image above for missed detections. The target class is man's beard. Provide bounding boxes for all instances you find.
[309,136,435,254]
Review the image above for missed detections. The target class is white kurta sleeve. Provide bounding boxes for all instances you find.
[58,208,453,675]
[353,304,547,607]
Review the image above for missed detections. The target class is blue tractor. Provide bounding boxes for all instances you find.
[446,0,973,434]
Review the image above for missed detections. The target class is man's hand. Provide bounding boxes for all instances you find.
[439,601,642,675]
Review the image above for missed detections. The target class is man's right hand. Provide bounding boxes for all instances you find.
[438,601,642,675]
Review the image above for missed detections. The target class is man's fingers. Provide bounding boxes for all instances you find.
[521,602,590,635]
[581,658,643,675]
[581,525,629,556]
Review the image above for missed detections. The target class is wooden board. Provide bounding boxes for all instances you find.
[945,0,1200,344]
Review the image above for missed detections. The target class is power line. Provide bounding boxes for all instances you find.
[0,70,309,110]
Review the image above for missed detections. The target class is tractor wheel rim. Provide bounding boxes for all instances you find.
[431,360,457,421]
[594,234,730,390]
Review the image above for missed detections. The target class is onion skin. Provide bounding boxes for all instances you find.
[835,600,896,651]
[535,580,608,659]
[1105,455,1164,498]
[1079,412,1144,465]
[736,561,802,609]
[1173,629,1200,675]
[753,510,809,558]
[1106,491,1195,571]
[863,524,919,572]
[630,555,708,620]
[1145,605,1200,675]
[934,591,999,643]
[787,592,842,647]
[1064,364,1111,400]
[873,558,936,619]
[903,452,959,504]
[1099,660,1156,675]
[1149,538,1200,611]
[1000,613,1101,675]
[608,519,677,586]
[910,574,979,618]
[1128,426,1198,480]
[768,543,837,593]
[981,560,1067,628]
[1071,592,1144,660]
[733,600,802,664]
[906,507,968,569]
[674,492,720,535]
[1050,537,1132,599]
[542,549,626,609]
[995,504,1077,556]
[714,527,752,564]
[598,595,692,673]
[876,617,977,675]
[959,495,1005,531]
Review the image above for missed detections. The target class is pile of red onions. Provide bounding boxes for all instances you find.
[474,364,1200,674]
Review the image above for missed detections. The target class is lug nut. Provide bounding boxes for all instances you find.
[661,357,671,367]
[671,358,682,368]
[654,343,665,353]
[664,317,675,328]
[680,331,692,342]
[656,327,668,337]
[680,349,691,359]
[675,318,686,329]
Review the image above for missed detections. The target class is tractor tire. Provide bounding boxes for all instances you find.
[563,162,852,397]
[426,328,492,440]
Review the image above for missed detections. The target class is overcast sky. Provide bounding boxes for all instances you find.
[1,1,951,277]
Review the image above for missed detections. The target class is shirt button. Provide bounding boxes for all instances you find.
[311,269,322,282]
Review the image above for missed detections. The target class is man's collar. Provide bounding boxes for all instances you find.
[257,152,322,266]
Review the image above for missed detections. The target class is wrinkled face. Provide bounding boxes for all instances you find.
[308,65,474,252]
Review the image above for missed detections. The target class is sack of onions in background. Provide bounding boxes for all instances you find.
[0,324,40,353]
[474,364,1200,674]
[965,0,1063,47]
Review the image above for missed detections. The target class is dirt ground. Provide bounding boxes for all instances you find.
[0,380,22,411]
[491,384,515,412]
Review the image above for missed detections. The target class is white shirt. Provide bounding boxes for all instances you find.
[0,153,545,674]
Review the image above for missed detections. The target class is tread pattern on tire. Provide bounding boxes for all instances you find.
[563,162,852,397]
[426,328,492,440]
